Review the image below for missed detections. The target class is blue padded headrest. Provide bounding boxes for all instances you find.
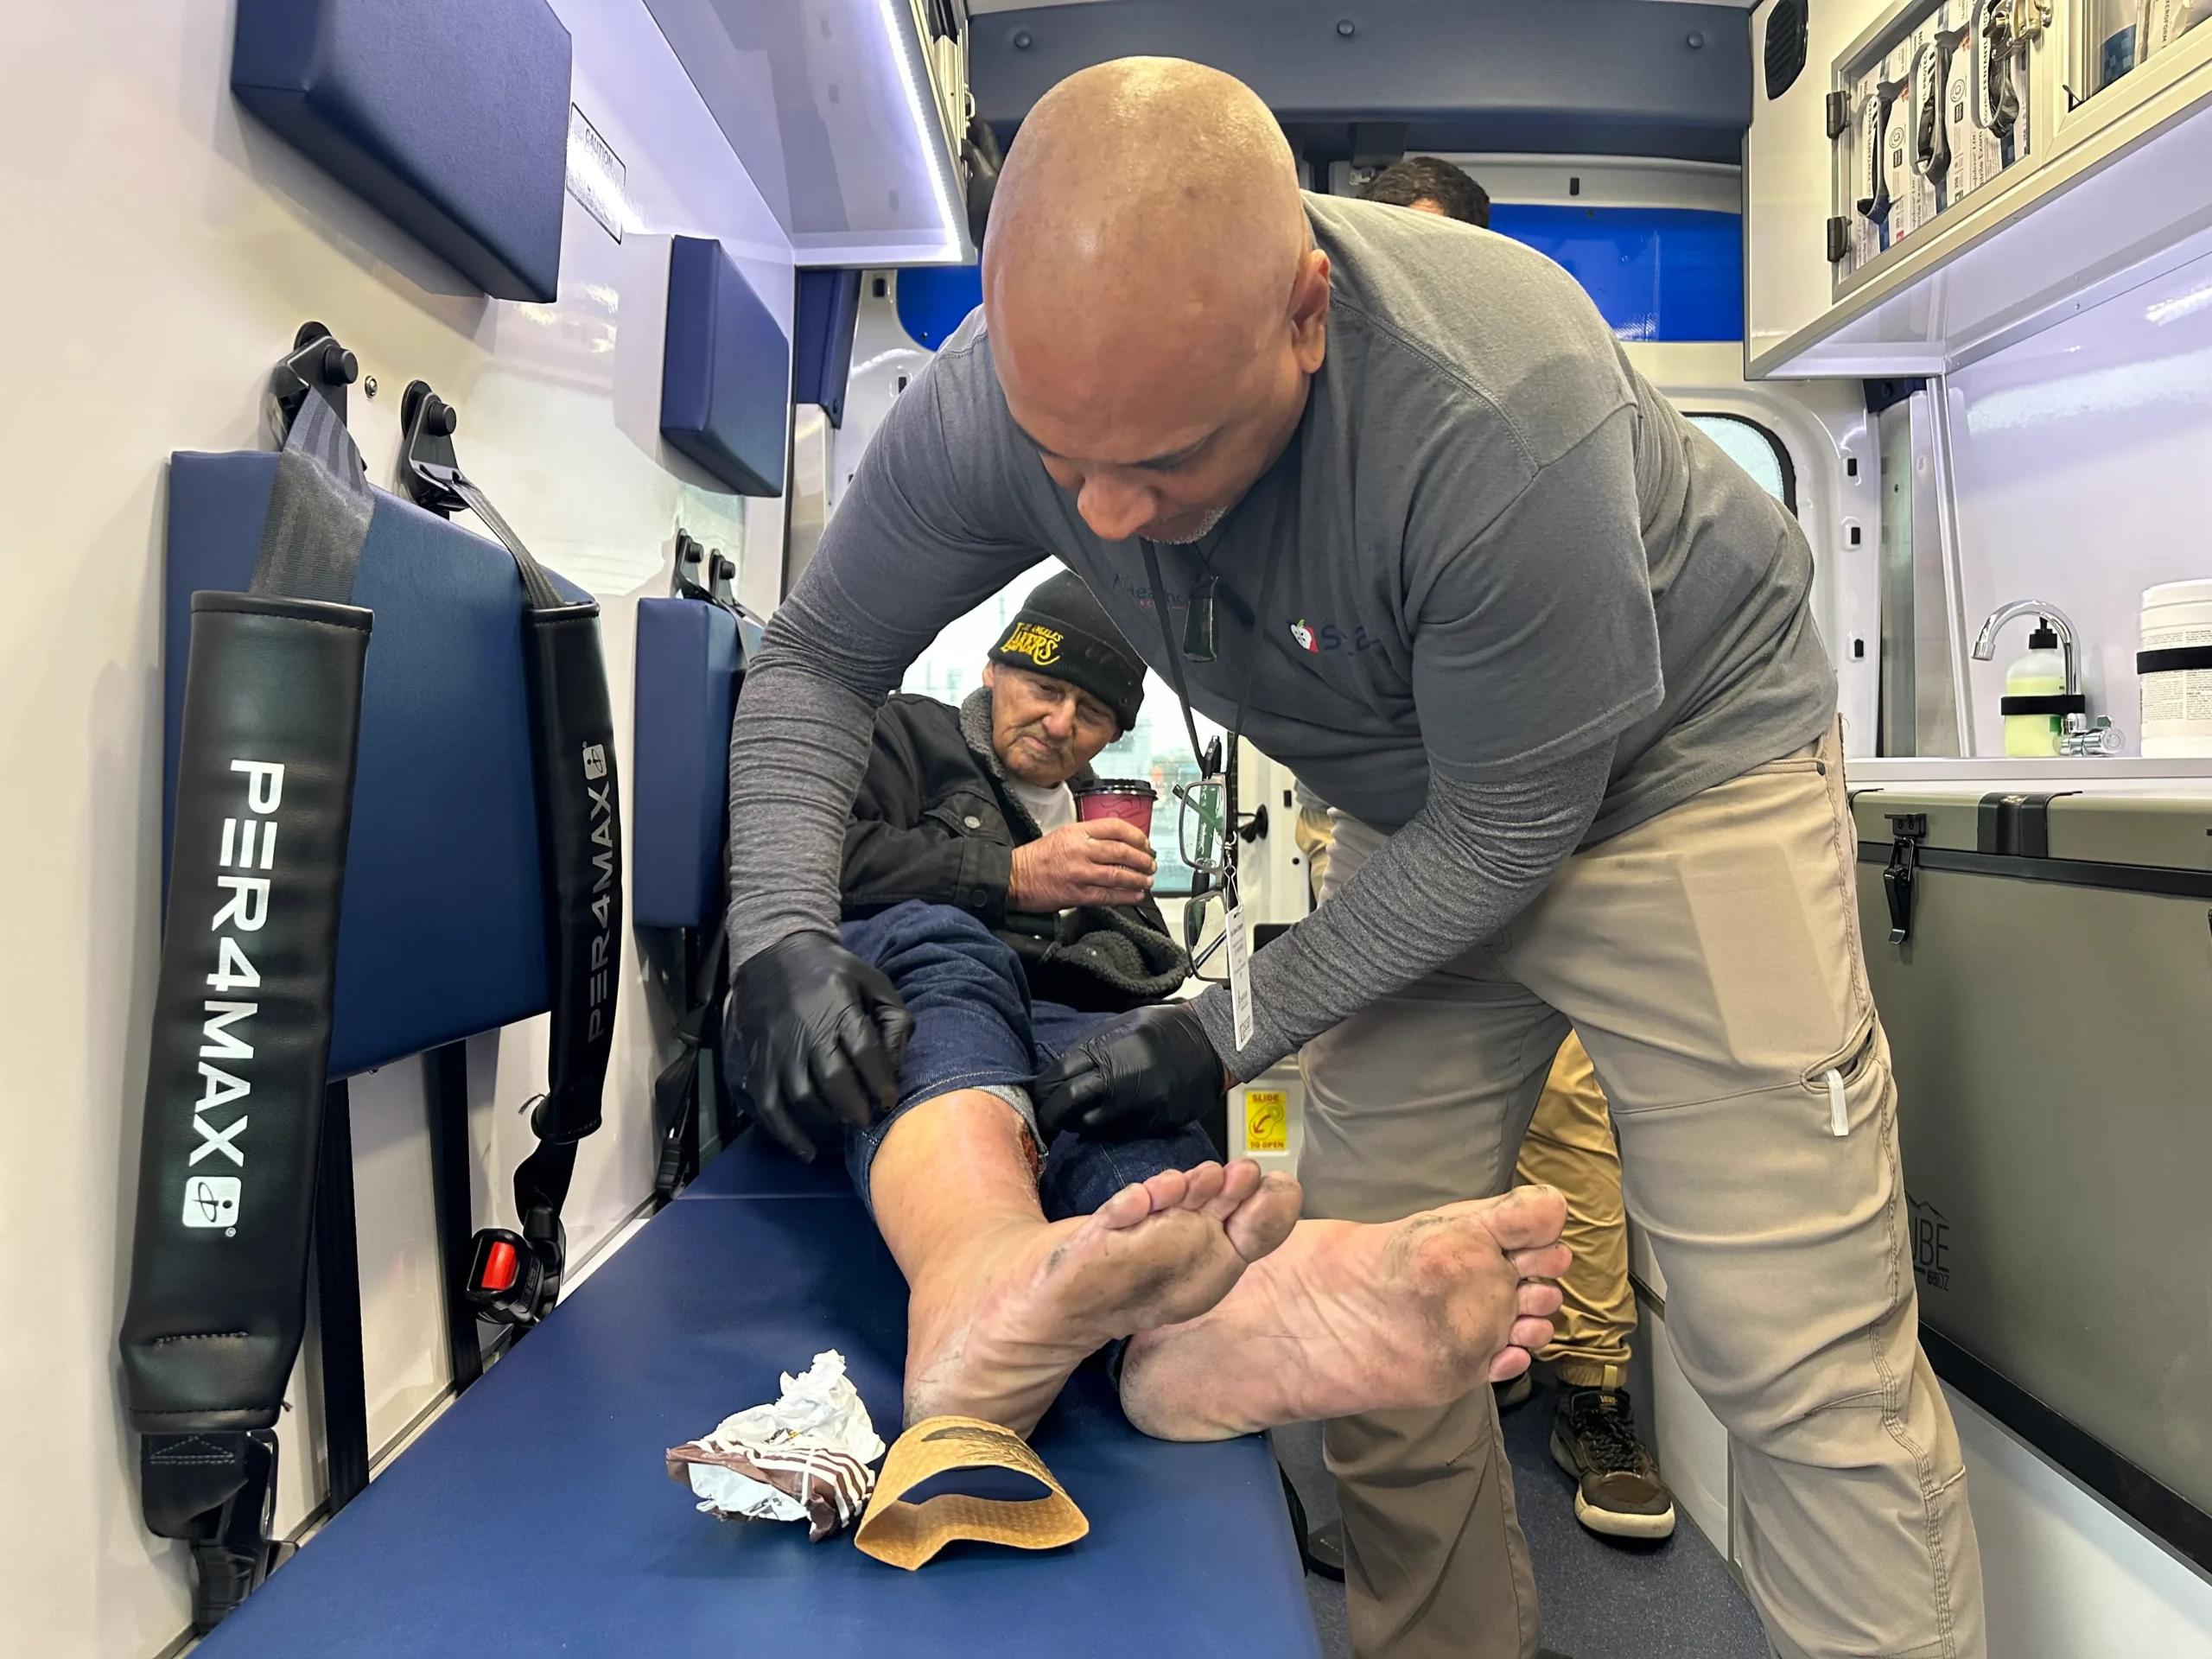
[660,237,791,496]
[231,0,571,302]
[164,452,590,1078]
[794,269,863,429]
[630,599,741,931]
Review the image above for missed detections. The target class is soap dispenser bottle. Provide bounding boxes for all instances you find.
[2004,620,2068,756]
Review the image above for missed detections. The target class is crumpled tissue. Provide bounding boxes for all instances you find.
[664,1351,887,1541]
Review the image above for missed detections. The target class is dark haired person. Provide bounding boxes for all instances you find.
[1361,153,1492,227]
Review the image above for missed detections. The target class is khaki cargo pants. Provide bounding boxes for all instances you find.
[1301,725,1984,1659]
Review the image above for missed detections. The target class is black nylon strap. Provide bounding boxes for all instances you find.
[2138,645,2212,675]
[249,390,374,603]
[652,924,733,1204]
[312,1080,369,1515]
[124,359,378,1634]
[448,474,563,611]
[418,435,621,1328]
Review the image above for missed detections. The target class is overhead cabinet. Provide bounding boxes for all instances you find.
[1747,0,2212,375]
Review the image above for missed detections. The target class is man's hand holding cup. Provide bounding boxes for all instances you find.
[1009,819,1157,909]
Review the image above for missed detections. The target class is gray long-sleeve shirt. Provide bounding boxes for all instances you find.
[728,193,1835,1077]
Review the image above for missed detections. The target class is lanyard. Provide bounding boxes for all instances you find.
[1136,442,1300,786]
[1141,531,1285,798]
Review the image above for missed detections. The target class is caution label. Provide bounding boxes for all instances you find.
[1243,1089,1288,1154]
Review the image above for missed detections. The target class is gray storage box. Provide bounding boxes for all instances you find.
[1851,784,2212,1567]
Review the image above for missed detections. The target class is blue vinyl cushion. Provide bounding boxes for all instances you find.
[230,0,572,302]
[661,237,791,496]
[631,597,741,930]
[192,1135,1320,1659]
[164,452,589,1078]
[794,269,865,428]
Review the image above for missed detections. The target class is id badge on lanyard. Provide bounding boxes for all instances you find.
[1224,895,1254,1049]
[1141,512,1289,1059]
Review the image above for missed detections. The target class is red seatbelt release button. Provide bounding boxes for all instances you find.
[480,1239,519,1294]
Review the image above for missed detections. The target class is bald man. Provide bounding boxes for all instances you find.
[724,58,1982,1659]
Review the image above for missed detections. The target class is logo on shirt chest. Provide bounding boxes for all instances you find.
[1287,618,1382,656]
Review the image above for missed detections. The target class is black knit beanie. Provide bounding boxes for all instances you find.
[988,571,1147,732]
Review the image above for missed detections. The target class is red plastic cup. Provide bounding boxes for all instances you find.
[1075,779,1157,836]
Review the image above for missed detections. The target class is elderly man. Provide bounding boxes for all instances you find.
[841,571,1186,1014]
[731,570,1573,1445]
[725,58,1982,1659]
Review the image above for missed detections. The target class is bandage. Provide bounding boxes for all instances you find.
[853,1416,1090,1569]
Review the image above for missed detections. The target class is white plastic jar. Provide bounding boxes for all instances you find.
[2139,580,2212,758]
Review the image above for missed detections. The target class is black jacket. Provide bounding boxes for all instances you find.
[842,689,1187,1013]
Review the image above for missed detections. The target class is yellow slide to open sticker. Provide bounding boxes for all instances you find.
[853,1416,1090,1569]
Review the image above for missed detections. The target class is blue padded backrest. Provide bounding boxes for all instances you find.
[1489,206,1744,343]
[793,269,863,428]
[630,598,741,930]
[660,237,791,496]
[164,452,590,1078]
[231,0,571,302]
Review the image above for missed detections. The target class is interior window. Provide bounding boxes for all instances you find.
[900,559,1224,896]
[1686,412,1797,513]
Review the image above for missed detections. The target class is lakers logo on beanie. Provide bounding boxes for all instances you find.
[998,621,1065,667]
[988,572,1146,733]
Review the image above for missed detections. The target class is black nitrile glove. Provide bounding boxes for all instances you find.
[1032,1002,1227,1142]
[731,932,914,1160]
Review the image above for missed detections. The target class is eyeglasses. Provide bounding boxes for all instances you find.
[1181,887,1233,982]
[1173,777,1231,876]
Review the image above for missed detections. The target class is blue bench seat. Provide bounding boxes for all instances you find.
[194,1134,1321,1657]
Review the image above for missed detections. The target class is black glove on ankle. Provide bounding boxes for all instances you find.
[730,931,914,1160]
[1032,1002,1228,1142]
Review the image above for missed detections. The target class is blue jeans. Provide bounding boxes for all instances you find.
[813,901,1217,1219]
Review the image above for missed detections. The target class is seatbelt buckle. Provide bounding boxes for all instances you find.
[143,1429,289,1633]
[465,1227,556,1328]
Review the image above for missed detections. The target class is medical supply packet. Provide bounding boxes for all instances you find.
[665,1350,887,1541]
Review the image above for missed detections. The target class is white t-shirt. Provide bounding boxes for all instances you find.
[1006,777,1076,835]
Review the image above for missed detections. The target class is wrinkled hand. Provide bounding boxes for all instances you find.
[1032,1003,1228,1141]
[730,932,914,1160]
[1009,818,1157,910]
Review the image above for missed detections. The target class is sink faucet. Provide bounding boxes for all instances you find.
[1970,601,2122,755]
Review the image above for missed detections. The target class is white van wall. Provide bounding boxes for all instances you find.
[0,5,788,1656]
[1941,242,2212,758]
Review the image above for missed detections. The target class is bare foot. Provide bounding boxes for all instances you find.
[1116,1185,1572,1440]
[903,1160,1302,1435]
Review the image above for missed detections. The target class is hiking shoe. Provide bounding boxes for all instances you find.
[1494,1370,1534,1411]
[1548,1385,1676,1541]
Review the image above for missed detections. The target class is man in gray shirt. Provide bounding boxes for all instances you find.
[725,57,1983,1659]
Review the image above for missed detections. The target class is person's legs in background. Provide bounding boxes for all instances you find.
[1510,1033,1677,1541]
